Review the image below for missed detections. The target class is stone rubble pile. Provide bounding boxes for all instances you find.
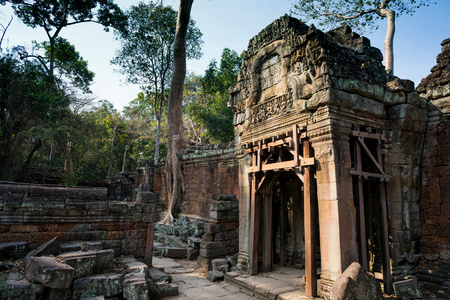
[153,194,240,273]
[0,238,176,300]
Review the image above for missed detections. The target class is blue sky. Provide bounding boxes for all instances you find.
[1,0,449,111]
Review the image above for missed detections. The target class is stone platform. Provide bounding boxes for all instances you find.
[153,256,318,300]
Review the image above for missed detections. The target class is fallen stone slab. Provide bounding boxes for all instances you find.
[24,237,60,267]
[25,256,76,289]
[122,273,150,300]
[161,247,187,258]
[60,241,102,253]
[0,242,30,260]
[330,262,382,300]
[155,282,178,297]
[72,274,123,299]
[148,267,172,283]
[58,252,97,278]
[206,269,225,282]
[1,272,44,299]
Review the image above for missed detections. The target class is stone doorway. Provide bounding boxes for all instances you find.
[246,125,319,296]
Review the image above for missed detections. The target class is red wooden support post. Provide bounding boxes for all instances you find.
[356,139,369,271]
[303,138,317,297]
[263,186,273,272]
[293,124,299,166]
[377,139,393,294]
[280,179,287,267]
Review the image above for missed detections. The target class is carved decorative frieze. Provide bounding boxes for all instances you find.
[252,94,293,124]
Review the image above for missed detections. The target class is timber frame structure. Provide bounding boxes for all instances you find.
[245,125,318,296]
[350,125,393,293]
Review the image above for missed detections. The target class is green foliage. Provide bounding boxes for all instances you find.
[0,55,69,179]
[35,37,95,93]
[10,0,126,33]
[290,0,435,33]
[112,1,202,87]
[185,48,242,144]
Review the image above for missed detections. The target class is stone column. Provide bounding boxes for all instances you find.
[237,152,251,271]
[308,109,358,294]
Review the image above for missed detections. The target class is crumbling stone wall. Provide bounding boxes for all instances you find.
[0,182,159,257]
[416,38,450,296]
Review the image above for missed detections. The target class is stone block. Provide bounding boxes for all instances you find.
[1,272,44,300]
[0,241,30,260]
[190,221,205,230]
[122,273,149,300]
[161,247,187,258]
[45,288,72,300]
[58,252,96,278]
[209,209,239,220]
[164,235,185,248]
[93,249,115,273]
[146,278,162,300]
[393,277,423,299]
[148,267,172,283]
[212,258,229,272]
[187,248,200,260]
[200,247,234,258]
[123,260,148,274]
[329,262,382,300]
[155,282,178,297]
[72,274,123,299]
[25,256,76,289]
[188,237,201,249]
[206,269,224,282]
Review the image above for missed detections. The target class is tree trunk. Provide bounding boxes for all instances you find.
[154,117,161,165]
[57,140,74,175]
[162,0,193,225]
[122,141,130,173]
[108,125,118,177]
[377,8,395,74]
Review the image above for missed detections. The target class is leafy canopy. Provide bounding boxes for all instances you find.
[112,1,203,87]
[290,0,435,33]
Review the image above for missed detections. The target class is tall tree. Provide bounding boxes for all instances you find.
[2,0,126,175]
[162,0,194,225]
[112,1,202,165]
[290,0,435,74]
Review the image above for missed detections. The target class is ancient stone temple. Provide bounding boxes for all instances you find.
[229,15,430,297]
